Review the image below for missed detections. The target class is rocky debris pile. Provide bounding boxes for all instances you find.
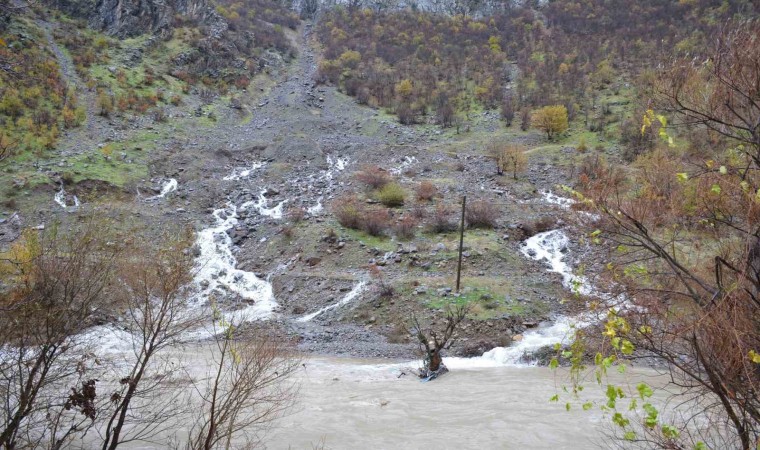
[0,213,22,246]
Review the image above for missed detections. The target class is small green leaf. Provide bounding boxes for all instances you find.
[661,424,680,439]
[637,383,653,399]
[612,412,630,427]
[606,385,618,408]
[643,403,659,428]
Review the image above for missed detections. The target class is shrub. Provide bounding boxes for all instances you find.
[411,202,427,219]
[427,206,457,233]
[152,107,167,123]
[280,225,294,239]
[394,216,417,240]
[416,181,437,201]
[397,103,416,125]
[362,209,391,236]
[332,196,363,229]
[0,91,24,118]
[466,200,498,229]
[355,166,390,189]
[490,143,528,179]
[377,182,406,207]
[577,137,588,153]
[287,207,306,223]
[500,94,515,126]
[97,92,114,117]
[520,216,556,238]
[520,108,531,131]
[61,172,75,184]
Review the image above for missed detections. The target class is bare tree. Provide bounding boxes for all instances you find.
[654,20,760,164]
[99,233,200,450]
[567,23,760,449]
[410,304,468,379]
[185,315,299,449]
[0,221,121,449]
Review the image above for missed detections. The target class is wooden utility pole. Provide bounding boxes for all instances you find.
[456,195,466,293]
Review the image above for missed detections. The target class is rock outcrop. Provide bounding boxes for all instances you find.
[50,0,220,38]
[90,0,214,38]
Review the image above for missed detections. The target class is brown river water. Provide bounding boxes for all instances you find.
[262,357,670,450]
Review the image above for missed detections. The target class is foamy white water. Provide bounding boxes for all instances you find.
[450,229,592,367]
[297,281,367,322]
[307,198,323,215]
[146,178,178,200]
[541,190,575,208]
[307,155,349,215]
[223,161,265,181]
[193,205,278,321]
[241,190,287,219]
[389,155,417,175]
[521,230,591,296]
[53,184,79,209]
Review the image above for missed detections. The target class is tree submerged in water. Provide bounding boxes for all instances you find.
[410,304,468,381]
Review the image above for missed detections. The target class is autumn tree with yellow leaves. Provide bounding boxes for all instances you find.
[531,105,568,140]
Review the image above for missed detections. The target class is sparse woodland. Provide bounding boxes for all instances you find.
[0,0,759,448]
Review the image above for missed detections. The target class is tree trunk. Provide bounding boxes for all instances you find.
[428,349,442,372]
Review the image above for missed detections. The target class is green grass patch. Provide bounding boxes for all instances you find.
[343,227,396,251]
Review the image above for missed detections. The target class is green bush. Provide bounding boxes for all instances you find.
[377,183,405,207]
[333,195,363,229]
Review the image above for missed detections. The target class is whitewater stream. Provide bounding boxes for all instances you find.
[144,178,178,201]
[53,183,79,209]
[78,174,659,448]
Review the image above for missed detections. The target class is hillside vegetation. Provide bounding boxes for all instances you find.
[315,0,756,134]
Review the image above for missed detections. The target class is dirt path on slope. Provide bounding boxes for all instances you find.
[37,19,103,151]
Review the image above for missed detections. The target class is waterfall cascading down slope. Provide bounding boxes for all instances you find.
[54,184,80,209]
[145,178,178,201]
[445,228,591,367]
[308,155,349,215]
[193,204,279,320]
